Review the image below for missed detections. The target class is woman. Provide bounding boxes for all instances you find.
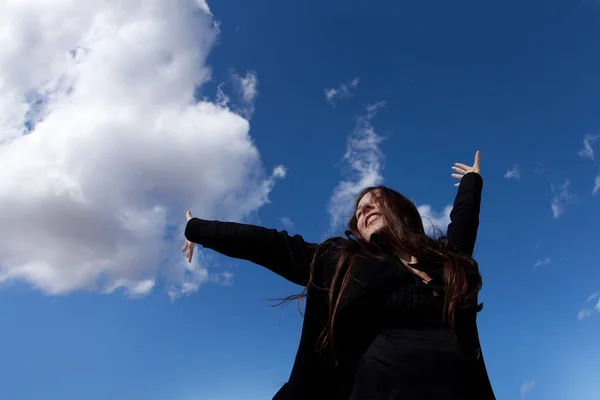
[182,151,495,400]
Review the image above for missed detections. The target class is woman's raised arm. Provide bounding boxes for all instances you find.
[447,151,483,256]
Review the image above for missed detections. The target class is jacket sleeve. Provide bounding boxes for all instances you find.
[185,218,318,286]
[446,172,483,256]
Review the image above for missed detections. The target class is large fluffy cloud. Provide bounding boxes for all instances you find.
[0,0,283,297]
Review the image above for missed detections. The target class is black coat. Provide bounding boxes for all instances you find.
[185,172,495,400]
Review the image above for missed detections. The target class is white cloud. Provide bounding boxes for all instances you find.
[272,165,287,178]
[280,217,295,230]
[215,83,230,108]
[578,309,594,321]
[577,134,599,160]
[106,278,156,297]
[221,271,234,284]
[578,293,600,321]
[0,0,284,298]
[533,257,551,268]
[587,292,599,302]
[195,0,213,15]
[238,72,259,103]
[231,70,259,118]
[209,271,233,287]
[593,174,600,195]
[328,102,385,229]
[418,205,453,237]
[324,77,360,105]
[551,180,573,219]
[504,164,521,180]
[520,380,536,399]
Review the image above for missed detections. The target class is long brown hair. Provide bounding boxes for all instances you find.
[280,185,481,351]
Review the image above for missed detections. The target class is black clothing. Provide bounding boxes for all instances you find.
[185,172,495,400]
[350,328,471,400]
[347,258,470,399]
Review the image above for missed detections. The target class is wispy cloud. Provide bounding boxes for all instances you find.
[504,164,521,181]
[215,83,230,108]
[520,380,536,399]
[532,162,546,176]
[205,270,234,288]
[220,271,234,286]
[280,217,295,230]
[105,278,156,297]
[418,205,453,237]
[533,257,551,268]
[578,309,594,320]
[327,103,453,236]
[593,174,600,195]
[231,70,259,118]
[551,180,574,219]
[324,77,360,106]
[577,134,599,160]
[328,102,385,229]
[578,292,600,321]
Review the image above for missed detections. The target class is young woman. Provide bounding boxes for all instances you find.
[182,151,495,400]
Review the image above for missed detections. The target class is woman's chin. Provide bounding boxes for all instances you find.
[365,225,385,241]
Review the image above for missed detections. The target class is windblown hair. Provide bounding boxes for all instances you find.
[279,185,482,351]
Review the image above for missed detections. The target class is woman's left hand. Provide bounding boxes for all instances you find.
[452,150,481,187]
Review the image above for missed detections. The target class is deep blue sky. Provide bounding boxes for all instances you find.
[2,0,600,399]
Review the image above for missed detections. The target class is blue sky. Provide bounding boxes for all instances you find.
[1,0,600,399]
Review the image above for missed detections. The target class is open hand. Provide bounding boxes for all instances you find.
[182,210,195,263]
[452,151,481,187]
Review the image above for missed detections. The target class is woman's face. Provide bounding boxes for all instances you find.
[355,190,386,241]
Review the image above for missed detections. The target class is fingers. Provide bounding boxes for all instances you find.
[184,241,195,263]
[474,150,481,173]
[454,183,460,187]
[451,173,463,179]
[452,166,465,173]
[454,163,471,171]
[186,210,193,221]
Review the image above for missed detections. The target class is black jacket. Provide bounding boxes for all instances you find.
[185,172,495,400]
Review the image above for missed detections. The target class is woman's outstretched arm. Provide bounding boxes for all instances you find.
[447,151,483,256]
[185,216,318,286]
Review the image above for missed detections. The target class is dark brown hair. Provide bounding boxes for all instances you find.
[280,185,481,351]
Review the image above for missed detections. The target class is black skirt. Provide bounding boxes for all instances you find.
[348,327,473,400]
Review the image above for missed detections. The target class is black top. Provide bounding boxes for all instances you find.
[185,172,494,400]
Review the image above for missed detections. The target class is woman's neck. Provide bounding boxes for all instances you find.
[369,231,417,264]
[396,248,418,265]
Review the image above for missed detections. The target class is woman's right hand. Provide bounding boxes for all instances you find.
[182,210,195,263]
[452,151,481,187]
